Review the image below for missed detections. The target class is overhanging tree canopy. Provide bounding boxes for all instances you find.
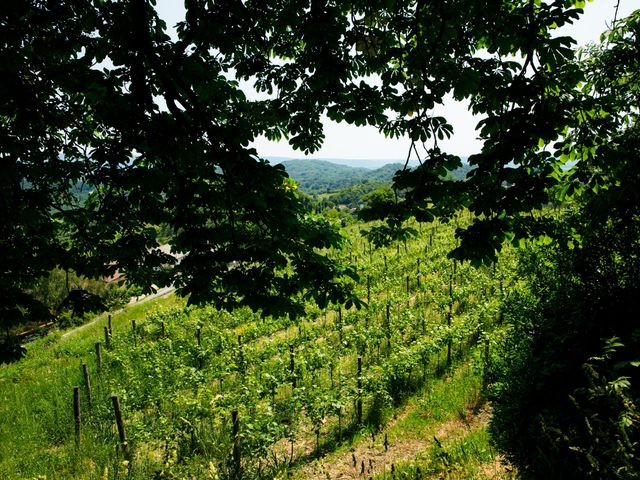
[1,1,636,318]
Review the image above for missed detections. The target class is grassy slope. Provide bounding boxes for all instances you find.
[0,295,183,478]
[0,217,515,480]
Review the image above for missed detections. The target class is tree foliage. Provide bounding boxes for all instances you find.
[2,1,640,473]
[489,12,640,478]
[4,0,619,316]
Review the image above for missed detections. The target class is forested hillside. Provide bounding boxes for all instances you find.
[279,159,404,194]
[280,159,472,210]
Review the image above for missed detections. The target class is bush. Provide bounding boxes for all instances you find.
[489,210,640,479]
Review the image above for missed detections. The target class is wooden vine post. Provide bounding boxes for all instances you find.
[104,326,111,350]
[447,275,453,368]
[73,386,81,446]
[385,303,391,349]
[289,344,296,389]
[81,363,92,407]
[238,335,245,374]
[95,342,102,371]
[108,314,113,336]
[111,394,128,455]
[232,409,241,478]
[356,356,363,425]
[406,275,410,295]
[367,275,371,304]
[483,337,490,388]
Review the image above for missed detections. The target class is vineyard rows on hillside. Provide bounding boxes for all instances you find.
[0,215,518,479]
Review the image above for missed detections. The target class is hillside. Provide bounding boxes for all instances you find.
[280,159,403,194]
[280,159,472,209]
[0,218,516,480]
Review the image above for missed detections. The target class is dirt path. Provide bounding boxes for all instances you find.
[60,286,174,339]
[297,404,490,479]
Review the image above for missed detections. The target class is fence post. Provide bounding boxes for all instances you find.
[73,386,81,446]
[111,394,128,455]
[385,304,391,349]
[108,314,113,336]
[95,342,102,371]
[289,344,296,389]
[104,326,111,350]
[232,409,241,478]
[356,356,363,425]
[483,337,490,388]
[447,276,453,368]
[82,363,92,407]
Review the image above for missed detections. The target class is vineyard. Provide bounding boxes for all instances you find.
[0,216,518,479]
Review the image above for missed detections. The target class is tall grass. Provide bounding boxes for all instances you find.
[0,294,182,479]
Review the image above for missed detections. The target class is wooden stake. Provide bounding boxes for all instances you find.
[232,410,241,477]
[356,356,363,424]
[483,337,490,388]
[111,394,128,454]
[108,314,112,336]
[82,363,92,407]
[385,304,391,340]
[73,386,81,446]
[104,326,111,350]
[290,344,296,389]
[95,342,102,371]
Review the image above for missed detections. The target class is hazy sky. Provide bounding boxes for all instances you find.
[156,0,637,160]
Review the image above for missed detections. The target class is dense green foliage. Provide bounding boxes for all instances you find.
[490,207,640,479]
[2,0,620,321]
[316,180,387,210]
[486,12,640,479]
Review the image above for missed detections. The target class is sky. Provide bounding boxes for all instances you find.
[156,0,637,161]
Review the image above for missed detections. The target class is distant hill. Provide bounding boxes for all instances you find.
[268,157,404,170]
[280,159,405,194]
[279,158,472,195]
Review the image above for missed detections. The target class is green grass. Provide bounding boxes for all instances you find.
[0,294,183,479]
